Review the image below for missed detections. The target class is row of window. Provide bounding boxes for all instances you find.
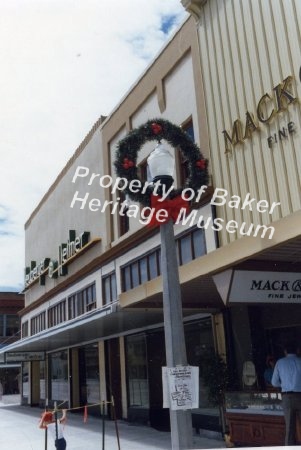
[103,227,206,299]
[121,227,206,292]
[24,226,206,337]
[27,284,96,336]
[68,284,96,319]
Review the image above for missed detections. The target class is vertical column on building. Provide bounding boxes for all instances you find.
[31,361,40,405]
[119,336,128,419]
[98,341,107,413]
[71,349,80,407]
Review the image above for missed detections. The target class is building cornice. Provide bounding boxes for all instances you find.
[181,0,207,21]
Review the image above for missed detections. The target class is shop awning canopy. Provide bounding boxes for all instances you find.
[0,305,160,355]
[0,303,213,358]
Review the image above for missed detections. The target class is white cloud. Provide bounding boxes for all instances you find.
[0,0,187,289]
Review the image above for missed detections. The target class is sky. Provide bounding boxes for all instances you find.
[0,0,188,292]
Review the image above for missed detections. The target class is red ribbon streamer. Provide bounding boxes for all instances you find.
[148,194,189,227]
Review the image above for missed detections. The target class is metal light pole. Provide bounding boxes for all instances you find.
[148,144,193,450]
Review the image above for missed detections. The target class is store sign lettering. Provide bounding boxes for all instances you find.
[222,75,298,154]
[251,280,291,291]
[250,278,301,300]
[5,351,45,363]
[215,270,301,304]
[25,230,90,288]
[25,258,50,286]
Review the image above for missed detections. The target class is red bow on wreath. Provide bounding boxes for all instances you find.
[148,194,190,227]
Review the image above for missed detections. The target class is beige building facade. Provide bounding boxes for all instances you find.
[181,0,301,445]
[2,16,225,434]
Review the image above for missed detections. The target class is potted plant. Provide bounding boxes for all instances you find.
[199,352,230,440]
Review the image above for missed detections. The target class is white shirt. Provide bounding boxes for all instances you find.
[47,421,64,439]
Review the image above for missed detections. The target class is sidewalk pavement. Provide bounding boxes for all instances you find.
[0,395,226,450]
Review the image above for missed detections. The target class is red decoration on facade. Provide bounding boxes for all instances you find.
[151,122,163,135]
[196,159,206,169]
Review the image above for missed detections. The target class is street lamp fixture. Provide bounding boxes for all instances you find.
[147,142,175,190]
[147,142,193,450]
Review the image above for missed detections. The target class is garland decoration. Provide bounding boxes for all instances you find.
[114,118,208,206]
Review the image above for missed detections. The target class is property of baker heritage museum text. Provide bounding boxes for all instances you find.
[70,165,280,239]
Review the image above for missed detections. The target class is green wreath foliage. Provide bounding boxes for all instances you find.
[114,118,208,206]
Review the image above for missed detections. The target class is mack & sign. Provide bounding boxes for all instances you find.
[222,75,298,153]
[228,271,301,303]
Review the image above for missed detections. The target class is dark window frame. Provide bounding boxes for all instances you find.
[118,191,130,237]
[102,272,117,305]
[67,283,96,320]
[176,226,207,266]
[30,311,46,335]
[121,227,206,292]
[121,247,161,292]
[22,321,29,338]
[48,299,66,328]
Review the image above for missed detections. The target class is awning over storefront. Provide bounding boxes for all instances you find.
[0,304,167,355]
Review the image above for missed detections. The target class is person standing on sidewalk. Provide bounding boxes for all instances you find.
[39,409,67,450]
[272,342,301,445]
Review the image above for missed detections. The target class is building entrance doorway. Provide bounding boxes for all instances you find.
[78,344,100,414]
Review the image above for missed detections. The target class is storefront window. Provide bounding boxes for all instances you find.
[49,350,68,402]
[79,345,100,404]
[40,361,46,400]
[126,334,149,408]
[185,318,217,410]
[0,367,20,394]
[22,362,29,398]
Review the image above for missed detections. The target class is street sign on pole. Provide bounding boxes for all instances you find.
[5,351,45,363]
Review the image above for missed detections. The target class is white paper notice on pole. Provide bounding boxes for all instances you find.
[162,366,199,410]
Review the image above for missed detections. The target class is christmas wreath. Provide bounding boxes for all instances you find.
[114,118,208,207]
